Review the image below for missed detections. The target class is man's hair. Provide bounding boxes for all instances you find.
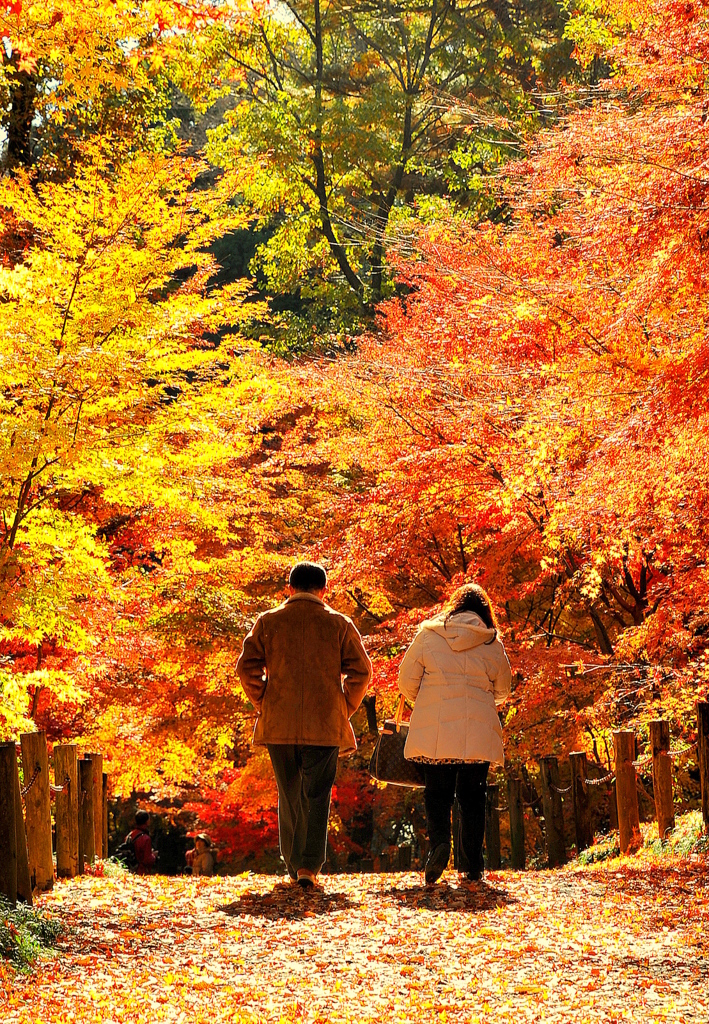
[289,561,327,592]
[135,809,149,826]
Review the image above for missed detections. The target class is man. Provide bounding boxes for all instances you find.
[236,561,372,888]
[116,809,157,873]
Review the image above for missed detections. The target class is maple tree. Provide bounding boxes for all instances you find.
[323,0,709,755]
[207,0,575,341]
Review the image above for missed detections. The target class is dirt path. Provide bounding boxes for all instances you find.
[2,862,708,1023]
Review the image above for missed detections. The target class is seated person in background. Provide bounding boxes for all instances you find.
[186,833,215,876]
[116,809,158,873]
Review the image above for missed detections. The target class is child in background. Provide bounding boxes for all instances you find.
[186,833,215,876]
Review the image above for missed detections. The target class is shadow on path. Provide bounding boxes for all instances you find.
[218,882,361,921]
[380,880,517,913]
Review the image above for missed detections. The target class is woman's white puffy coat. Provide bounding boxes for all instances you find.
[397,612,512,766]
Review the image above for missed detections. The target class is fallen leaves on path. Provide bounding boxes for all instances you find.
[2,861,708,1023]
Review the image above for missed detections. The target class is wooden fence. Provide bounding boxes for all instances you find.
[468,701,709,871]
[358,701,709,874]
[0,733,109,907]
[2,703,707,894]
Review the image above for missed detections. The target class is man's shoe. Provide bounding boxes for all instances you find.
[296,869,319,889]
[424,843,450,885]
[466,869,483,882]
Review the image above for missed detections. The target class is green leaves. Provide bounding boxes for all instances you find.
[209,0,576,334]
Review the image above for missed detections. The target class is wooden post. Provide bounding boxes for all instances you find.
[484,783,501,870]
[79,757,95,869]
[613,730,642,853]
[13,756,32,905]
[540,756,567,868]
[102,773,109,859]
[698,702,709,831]
[20,731,54,892]
[0,743,17,905]
[649,720,674,839]
[397,844,412,870]
[54,744,79,878]
[569,752,593,853]
[506,775,525,870]
[84,753,103,859]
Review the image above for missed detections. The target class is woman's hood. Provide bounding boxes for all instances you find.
[420,612,496,651]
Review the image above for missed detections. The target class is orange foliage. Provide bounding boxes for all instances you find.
[3,0,708,865]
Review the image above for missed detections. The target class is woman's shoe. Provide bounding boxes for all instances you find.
[424,843,450,885]
[466,869,483,882]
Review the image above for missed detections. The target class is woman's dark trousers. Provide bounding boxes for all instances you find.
[423,762,489,874]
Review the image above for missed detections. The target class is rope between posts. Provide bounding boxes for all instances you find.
[50,776,70,795]
[631,753,653,769]
[669,742,697,759]
[20,763,41,798]
[585,771,615,787]
[550,783,573,795]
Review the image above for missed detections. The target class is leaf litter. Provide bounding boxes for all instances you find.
[1,860,707,1023]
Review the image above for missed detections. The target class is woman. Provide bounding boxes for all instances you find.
[186,833,215,876]
[398,583,511,884]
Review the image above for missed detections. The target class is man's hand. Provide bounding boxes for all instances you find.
[237,619,268,708]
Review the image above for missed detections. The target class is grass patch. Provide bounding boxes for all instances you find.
[643,809,709,858]
[102,857,130,878]
[0,897,62,971]
[577,834,621,865]
[576,810,708,867]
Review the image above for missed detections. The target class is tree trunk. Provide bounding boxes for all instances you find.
[371,104,412,302]
[311,0,364,299]
[362,694,378,735]
[609,778,618,831]
[6,63,36,168]
[589,604,614,655]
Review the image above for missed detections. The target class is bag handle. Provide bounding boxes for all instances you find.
[395,693,406,733]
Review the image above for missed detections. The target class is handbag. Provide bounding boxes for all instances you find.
[368,695,425,788]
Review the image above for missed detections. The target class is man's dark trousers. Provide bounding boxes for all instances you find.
[267,745,339,876]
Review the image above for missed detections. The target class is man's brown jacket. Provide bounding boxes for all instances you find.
[236,592,372,754]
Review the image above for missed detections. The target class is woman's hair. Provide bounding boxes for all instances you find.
[443,583,498,634]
